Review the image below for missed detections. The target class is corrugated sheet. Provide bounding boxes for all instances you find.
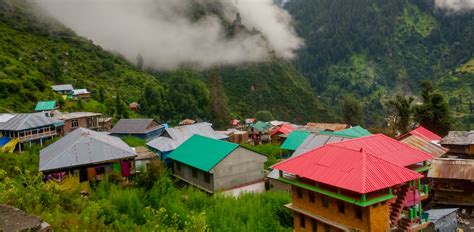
[72,89,89,95]
[292,134,350,157]
[401,136,448,158]
[320,126,372,138]
[441,131,474,145]
[427,158,474,180]
[53,112,101,120]
[273,144,423,193]
[252,121,271,132]
[39,128,136,171]
[280,130,310,151]
[270,124,295,136]
[0,113,63,131]
[51,84,73,91]
[408,126,442,141]
[146,122,227,152]
[167,135,238,172]
[35,101,56,111]
[305,122,349,131]
[111,119,161,134]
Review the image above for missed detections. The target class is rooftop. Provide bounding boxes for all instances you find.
[319,125,372,138]
[280,130,310,151]
[273,144,423,194]
[39,128,136,172]
[72,89,90,95]
[270,124,295,136]
[305,122,349,132]
[252,121,271,132]
[51,84,73,92]
[440,131,474,145]
[0,113,63,131]
[292,134,351,158]
[0,205,50,232]
[400,135,448,158]
[400,126,442,141]
[111,119,162,134]
[427,158,474,180]
[34,100,56,111]
[167,134,239,172]
[53,111,101,120]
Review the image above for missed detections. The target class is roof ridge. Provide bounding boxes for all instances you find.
[40,129,89,171]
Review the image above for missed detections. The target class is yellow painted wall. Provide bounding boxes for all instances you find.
[291,186,390,232]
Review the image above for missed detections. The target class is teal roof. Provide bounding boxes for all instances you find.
[281,130,310,150]
[252,121,271,131]
[320,126,371,138]
[35,100,56,111]
[167,134,239,172]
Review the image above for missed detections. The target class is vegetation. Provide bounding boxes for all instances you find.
[254,111,275,122]
[121,136,146,147]
[0,146,293,231]
[389,95,414,134]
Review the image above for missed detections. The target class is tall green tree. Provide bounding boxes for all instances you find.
[114,92,130,120]
[138,84,169,120]
[413,81,452,136]
[255,110,275,122]
[208,73,230,129]
[389,95,414,134]
[341,95,364,126]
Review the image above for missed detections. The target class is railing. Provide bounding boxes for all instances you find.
[19,130,58,142]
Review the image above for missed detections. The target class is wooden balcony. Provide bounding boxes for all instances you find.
[19,130,58,142]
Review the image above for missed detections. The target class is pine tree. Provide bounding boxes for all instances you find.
[209,73,230,129]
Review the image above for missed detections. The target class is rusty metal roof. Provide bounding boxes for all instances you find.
[441,131,474,145]
[427,158,474,180]
[305,122,349,132]
[400,136,448,158]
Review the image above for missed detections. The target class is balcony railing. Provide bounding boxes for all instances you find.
[19,130,58,142]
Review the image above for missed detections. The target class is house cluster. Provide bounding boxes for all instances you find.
[52,84,91,100]
[2,90,473,232]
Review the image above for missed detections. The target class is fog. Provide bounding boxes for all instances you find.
[435,0,474,12]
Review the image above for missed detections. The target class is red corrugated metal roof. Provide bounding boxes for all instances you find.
[330,134,433,167]
[409,126,442,141]
[273,145,423,194]
[270,124,295,136]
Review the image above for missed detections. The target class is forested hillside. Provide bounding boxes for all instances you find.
[285,0,473,128]
[0,1,327,127]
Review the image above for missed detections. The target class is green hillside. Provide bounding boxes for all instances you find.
[0,1,327,126]
[285,0,474,128]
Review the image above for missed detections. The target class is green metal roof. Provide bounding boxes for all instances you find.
[252,121,271,132]
[35,100,56,111]
[281,130,310,150]
[167,134,239,172]
[319,126,371,138]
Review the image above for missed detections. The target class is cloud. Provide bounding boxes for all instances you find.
[34,0,303,70]
[434,0,474,12]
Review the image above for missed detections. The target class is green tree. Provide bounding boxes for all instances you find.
[208,73,230,129]
[341,95,364,126]
[114,92,130,120]
[138,84,169,120]
[389,95,414,134]
[254,110,274,122]
[413,81,452,136]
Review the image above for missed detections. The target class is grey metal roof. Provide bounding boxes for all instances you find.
[0,113,63,131]
[53,112,101,120]
[110,119,162,134]
[441,131,474,145]
[292,133,351,157]
[39,128,136,171]
[51,84,73,91]
[427,208,458,222]
[72,89,90,95]
[146,122,228,152]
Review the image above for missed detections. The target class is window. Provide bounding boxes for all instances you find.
[296,188,303,198]
[321,196,329,208]
[192,168,198,178]
[204,172,210,183]
[300,214,306,228]
[72,119,79,128]
[311,219,317,232]
[324,224,330,232]
[176,162,181,172]
[355,206,363,220]
[338,201,345,214]
[309,192,315,203]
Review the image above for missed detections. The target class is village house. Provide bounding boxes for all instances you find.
[129,102,139,112]
[53,112,101,134]
[400,135,448,158]
[34,100,58,113]
[224,130,249,144]
[146,122,228,163]
[98,117,113,131]
[440,130,474,158]
[168,135,267,194]
[319,125,372,138]
[39,128,137,183]
[134,146,158,172]
[0,113,64,152]
[398,126,443,143]
[51,84,74,96]
[247,121,272,143]
[273,140,431,232]
[280,130,311,154]
[110,118,164,141]
[72,89,91,100]
[0,204,51,232]
[270,124,295,144]
[427,158,474,208]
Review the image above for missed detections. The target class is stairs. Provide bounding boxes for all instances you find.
[398,218,412,232]
[389,186,409,225]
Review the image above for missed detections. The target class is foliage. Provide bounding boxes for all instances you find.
[413,81,452,136]
[208,73,230,129]
[254,111,275,122]
[121,136,146,147]
[341,95,364,126]
[389,95,414,134]
[0,146,292,231]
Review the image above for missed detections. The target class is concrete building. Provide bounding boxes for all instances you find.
[273,139,432,232]
[168,135,267,194]
[53,112,101,134]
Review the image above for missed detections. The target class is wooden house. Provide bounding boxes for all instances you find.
[427,158,474,207]
[110,119,164,141]
[53,112,101,134]
[0,113,64,152]
[39,128,137,183]
[134,146,158,172]
[440,131,474,158]
[98,117,113,132]
[51,84,74,95]
[273,136,432,232]
[247,121,272,143]
[168,135,267,194]
[398,126,443,142]
[71,89,91,100]
[270,124,295,144]
[146,122,228,163]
